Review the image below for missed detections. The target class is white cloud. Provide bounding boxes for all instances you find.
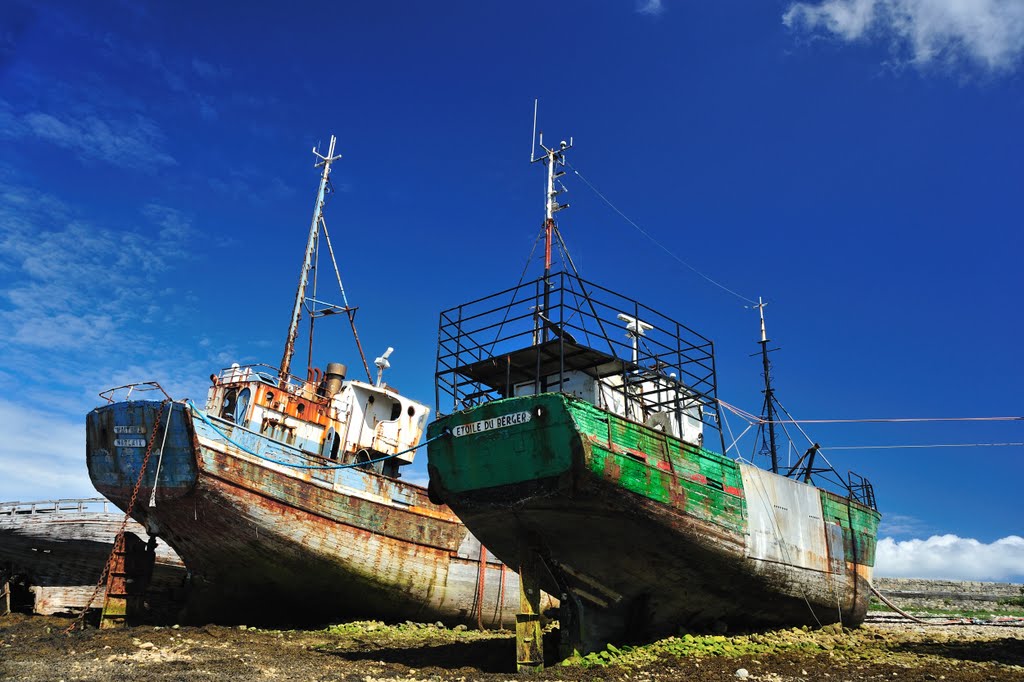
[0,185,193,354]
[0,399,95,502]
[876,534,1024,581]
[191,58,230,80]
[783,0,1024,73]
[637,0,665,17]
[22,111,177,169]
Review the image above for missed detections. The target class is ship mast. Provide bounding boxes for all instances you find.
[279,135,341,383]
[756,297,780,473]
[530,101,572,342]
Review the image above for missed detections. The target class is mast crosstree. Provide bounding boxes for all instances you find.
[279,136,372,385]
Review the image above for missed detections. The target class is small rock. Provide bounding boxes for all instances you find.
[238,625,247,631]
[172,624,180,630]
[453,624,467,632]
[435,621,444,628]
[735,668,749,679]
[138,642,155,650]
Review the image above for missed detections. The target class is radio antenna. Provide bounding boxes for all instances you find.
[530,98,539,162]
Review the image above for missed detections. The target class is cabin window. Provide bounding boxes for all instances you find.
[296,404,305,416]
[234,388,251,425]
[220,389,238,422]
[407,405,415,417]
[390,402,402,421]
[265,391,275,405]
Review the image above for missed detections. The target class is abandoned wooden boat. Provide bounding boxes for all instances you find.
[0,498,184,616]
[425,131,881,666]
[86,136,526,626]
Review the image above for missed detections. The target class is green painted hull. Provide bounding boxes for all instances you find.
[428,393,880,652]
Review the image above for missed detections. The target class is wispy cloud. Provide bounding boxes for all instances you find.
[21,110,177,169]
[637,0,665,17]
[783,0,1024,73]
[0,399,95,502]
[0,182,220,502]
[876,534,1024,581]
[191,57,231,80]
[878,513,932,537]
[0,183,193,354]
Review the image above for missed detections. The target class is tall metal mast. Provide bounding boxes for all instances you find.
[530,100,572,342]
[756,297,779,473]
[279,135,341,382]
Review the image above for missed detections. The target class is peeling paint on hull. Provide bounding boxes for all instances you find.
[428,393,881,652]
[87,401,526,626]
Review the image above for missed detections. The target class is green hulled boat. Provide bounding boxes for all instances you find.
[426,133,880,668]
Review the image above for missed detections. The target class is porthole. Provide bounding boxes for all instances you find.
[407,405,415,417]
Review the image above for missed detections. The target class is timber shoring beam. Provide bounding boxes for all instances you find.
[516,551,544,673]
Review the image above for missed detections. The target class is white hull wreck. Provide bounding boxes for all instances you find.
[0,498,184,616]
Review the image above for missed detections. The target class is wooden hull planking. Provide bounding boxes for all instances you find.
[0,499,184,615]
[428,393,881,652]
[86,400,524,626]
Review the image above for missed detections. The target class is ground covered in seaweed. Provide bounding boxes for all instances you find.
[1,614,1022,681]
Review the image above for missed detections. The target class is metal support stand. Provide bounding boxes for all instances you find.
[516,553,544,673]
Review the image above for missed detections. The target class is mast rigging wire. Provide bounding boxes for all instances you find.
[717,400,1022,425]
[567,162,758,306]
[825,442,1023,451]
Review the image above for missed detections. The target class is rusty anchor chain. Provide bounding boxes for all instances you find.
[65,399,169,634]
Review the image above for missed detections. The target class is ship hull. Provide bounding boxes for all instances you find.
[428,393,881,652]
[87,400,521,626]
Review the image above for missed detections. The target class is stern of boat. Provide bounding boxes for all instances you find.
[86,399,199,523]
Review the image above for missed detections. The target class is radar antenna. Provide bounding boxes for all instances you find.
[530,99,573,342]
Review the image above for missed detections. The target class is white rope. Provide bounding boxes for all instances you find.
[148,401,176,508]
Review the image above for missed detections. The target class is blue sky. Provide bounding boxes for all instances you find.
[1,0,1021,582]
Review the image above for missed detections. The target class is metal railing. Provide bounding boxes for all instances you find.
[435,272,723,447]
[0,498,114,515]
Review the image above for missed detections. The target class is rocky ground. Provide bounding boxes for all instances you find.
[1,613,1022,681]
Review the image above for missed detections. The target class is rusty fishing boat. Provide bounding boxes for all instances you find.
[86,136,524,626]
[426,130,881,667]
[0,498,184,616]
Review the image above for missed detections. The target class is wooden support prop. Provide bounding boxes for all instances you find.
[1,569,10,616]
[516,551,543,673]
